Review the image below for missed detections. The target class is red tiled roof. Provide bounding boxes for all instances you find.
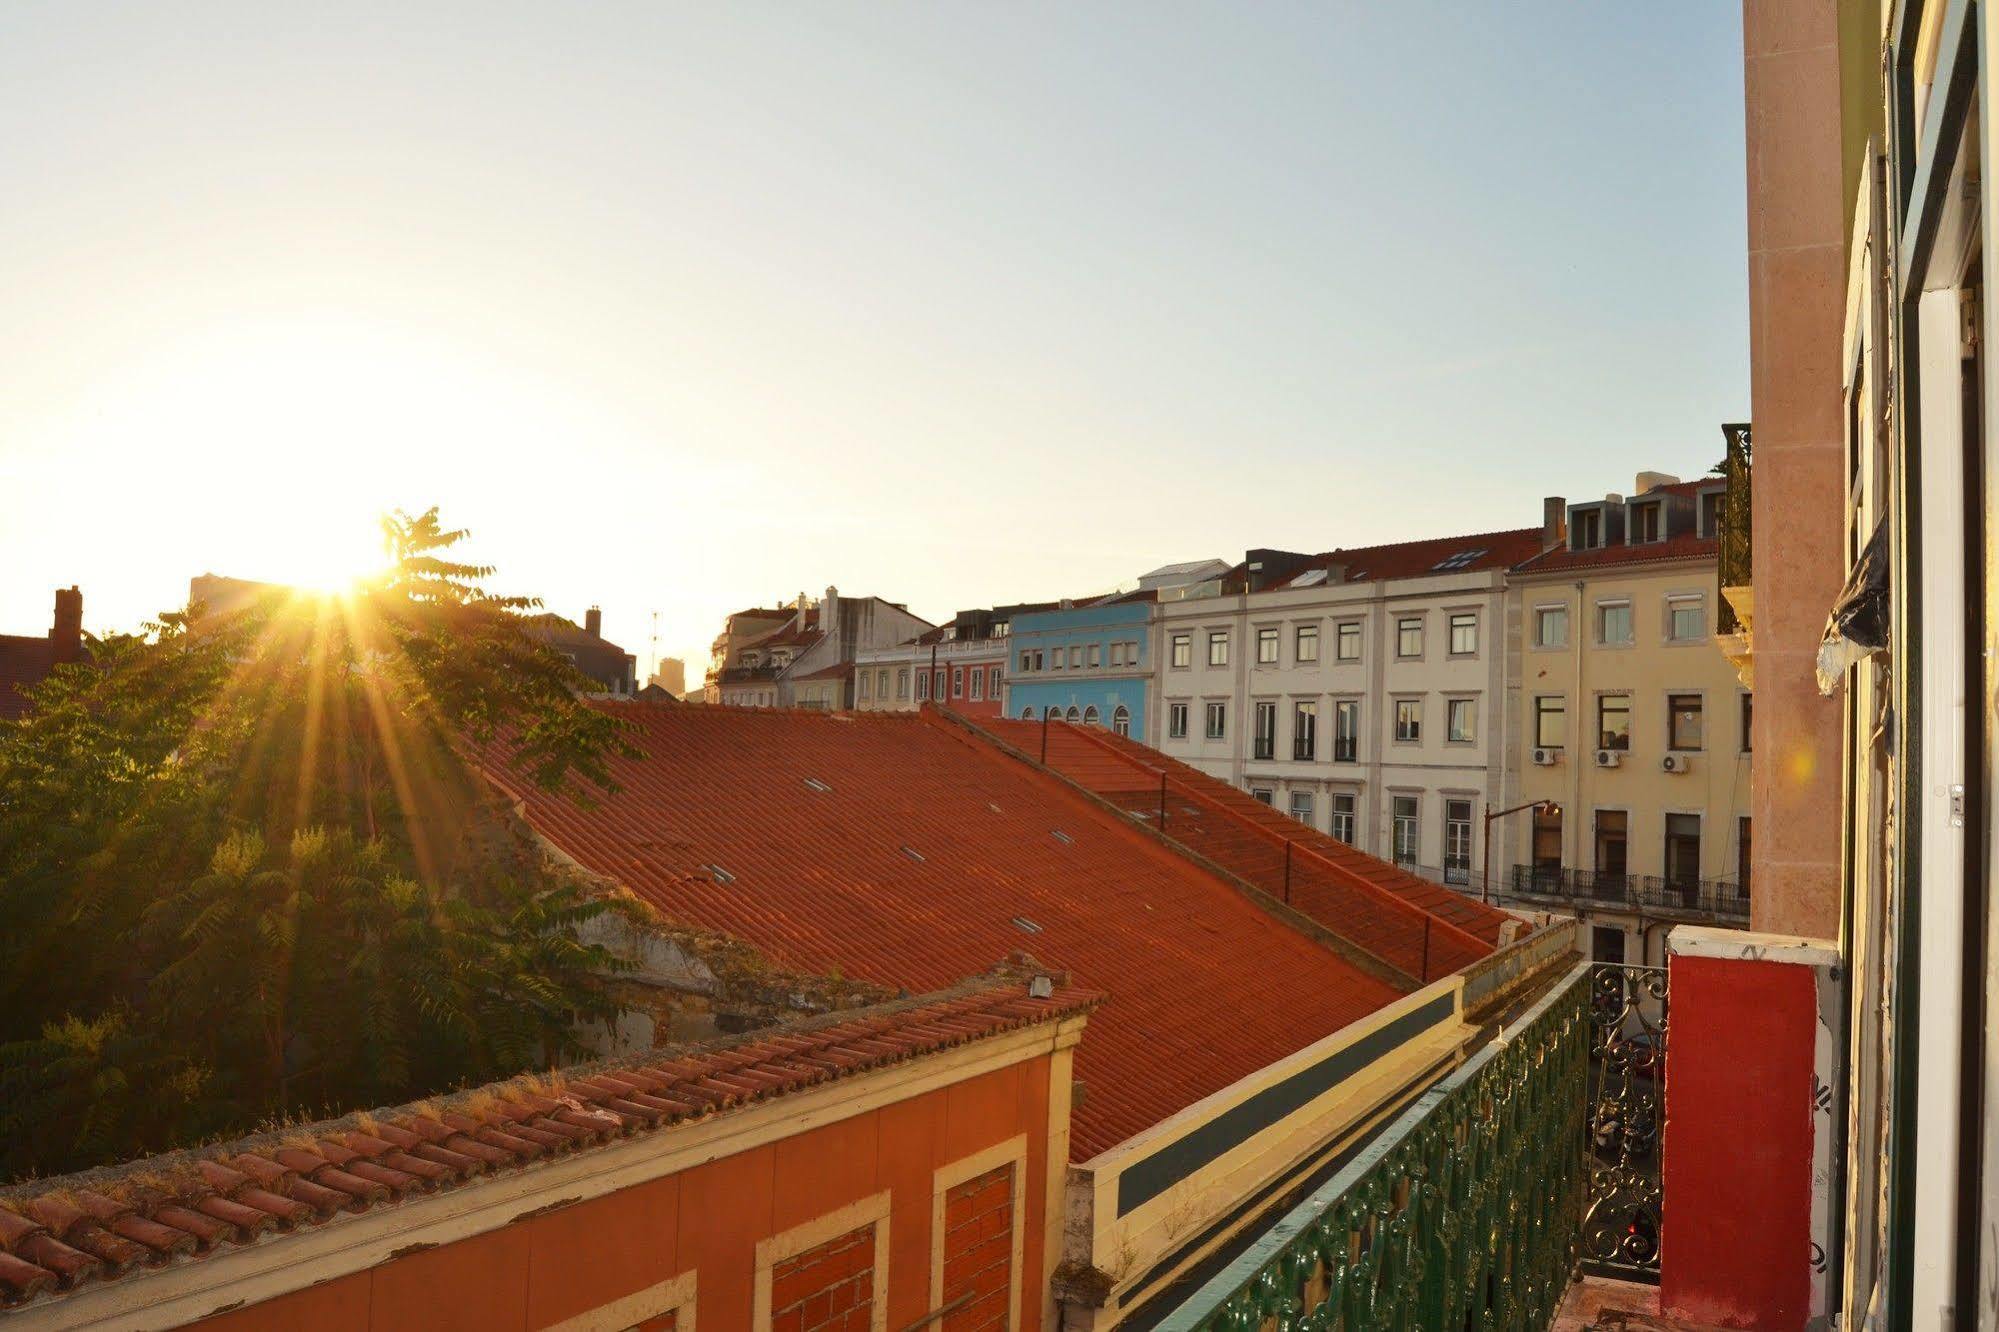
[0,973,1097,1311]
[790,660,853,682]
[492,707,1405,1159]
[1261,528,1545,588]
[971,719,1511,968]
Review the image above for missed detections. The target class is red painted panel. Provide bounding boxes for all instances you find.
[370,1223,531,1332]
[197,1272,372,1331]
[524,1171,681,1328]
[1660,955,1816,1330]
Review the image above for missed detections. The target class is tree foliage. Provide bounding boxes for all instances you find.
[0,509,640,1179]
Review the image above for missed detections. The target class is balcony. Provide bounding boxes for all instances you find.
[1154,962,1666,1331]
[1507,865,1749,922]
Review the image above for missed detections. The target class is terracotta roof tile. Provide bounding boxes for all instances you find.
[490,707,1406,1159]
[971,718,1513,966]
[0,974,1096,1312]
[1509,529,1717,575]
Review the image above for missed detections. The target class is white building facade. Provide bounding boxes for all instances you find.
[1152,533,1540,881]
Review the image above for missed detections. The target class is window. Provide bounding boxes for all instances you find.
[876,669,888,700]
[1573,508,1603,550]
[858,671,872,700]
[988,666,1001,697]
[1253,701,1277,760]
[1296,623,1319,662]
[896,668,909,700]
[1109,641,1125,667]
[1598,695,1631,751]
[1068,646,1083,669]
[1392,795,1419,865]
[1534,605,1569,648]
[1669,694,1704,750]
[1082,705,1099,725]
[1333,700,1359,762]
[917,672,931,701]
[1446,697,1476,743]
[1112,704,1131,737]
[1088,643,1101,668]
[1444,799,1473,884]
[1289,791,1315,825]
[1171,633,1192,668]
[994,621,1010,637]
[1050,649,1063,671]
[1740,693,1753,752]
[1667,594,1707,642]
[951,667,964,698]
[1065,706,1081,722]
[1593,926,1628,964]
[1394,698,1422,742]
[1252,787,1274,805]
[1045,705,1060,720]
[969,667,984,701]
[1021,705,1035,719]
[1168,702,1189,739]
[1293,700,1318,760]
[1205,701,1227,739]
[1208,632,1229,667]
[1336,621,1361,661]
[934,670,946,699]
[1330,793,1357,844]
[1448,612,1478,656]
[1019,651,1033,672]
[1597,600,1633,646]
[1256,627,1279,664]
[1534,696,1566,749]
[1632,502,1662,543]
[1664,813,1702,887]
[1396,617,1423,658]
[1700,489,1725,538]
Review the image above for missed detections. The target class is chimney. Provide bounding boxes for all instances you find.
[585,606,602,638]
[1541,498,1566,552]
[50,586,82,664]
[823,585,840,633]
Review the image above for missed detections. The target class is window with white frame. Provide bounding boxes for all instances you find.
[1109,641,1126,667]
[951,667,964,698]
[1446,697,1476,743]
[1112,704,1131,736]
[1330,792,1357,844]
[969,668,984,700]
[1088,642,1101,668]
[1168,702,1189,739]
[877,669,889,699]
[1208,631,1229,667]
[1534,605,1569,648]
[1068,646,1083,669]
[1205,701,1227,739]
[1333,700,1359,762]
[1252,701,1277,760]
[1336,621,1362,661]
[1631,501,1663,543]
[1289,790,1314,825]
[1050,649,1063,671]
[1256,626,1279,664]
[1666,594,1707,642]
[858,671,872,700]
[1083,704,1099,725]
[1448,612,1478,656]
[917,672,931,701]
[1596,600,1634,646]
[1293,700,1318,760]
[1392,795,1420,864]
[1065,705,1080,722]
[1444,799,1473,883]
[1171,633,1191,667]
[897,668,909,700]
[755,1193,891,1332]
[1296,623,1319,663]
[1394,698,1421,742]
[1020,705,1035,719]
[1396,617,1423,658]
[987,666,1001,697]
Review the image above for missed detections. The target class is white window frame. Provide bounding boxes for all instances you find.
[545,1269,697,1332]
[929,1136,1027,1332]
[1395,616,1424,659]
[1596,599,1634,647]
[1207,631,1229,667]
[1295,623,1319,663]
[1533,603,1569,649]
[1447,611,1478,657]
[1445,696,1476,744]
[1170,633,1192,668]
[1168,701,1189,739]
[1665,592,1708,643]
[1204,700,1227,740]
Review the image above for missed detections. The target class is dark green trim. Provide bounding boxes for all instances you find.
[1114,991,1455,1217]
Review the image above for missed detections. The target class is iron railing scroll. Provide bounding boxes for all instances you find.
[1580,963,1668,1282]
[1156,964,1590,1332]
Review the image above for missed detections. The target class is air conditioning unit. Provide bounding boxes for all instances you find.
[1532,747,1560,767]
[1661,754,1694,775]
[1594,748,1622,769]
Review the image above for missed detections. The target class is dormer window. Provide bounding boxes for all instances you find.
[994,621,1010,637]
[1698,488,1727,539]
[740,650,762,667]
[942,626,957,640]
[1629,501,1664,544]
[1570,508,1603,551]
[770,650,792,667]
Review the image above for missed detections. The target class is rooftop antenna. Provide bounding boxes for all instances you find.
[649,610,659,683]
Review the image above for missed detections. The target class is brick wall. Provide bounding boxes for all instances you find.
[770,1225,876,1332]
[941,1164,1013,1332]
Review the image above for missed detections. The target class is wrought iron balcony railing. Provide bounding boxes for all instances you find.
[1718,421,1752,633]
[1507,865,1749,921]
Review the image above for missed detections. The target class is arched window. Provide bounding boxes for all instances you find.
[1022,705,1037,720]
[1045,705,1061,720]
[1112,705,1131,736]
[1082,705,1100,726]
[1065,706,1081,723]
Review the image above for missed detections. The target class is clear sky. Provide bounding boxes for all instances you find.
[0,3,1747,678]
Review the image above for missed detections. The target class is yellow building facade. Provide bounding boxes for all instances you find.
[1502,476,1752,965]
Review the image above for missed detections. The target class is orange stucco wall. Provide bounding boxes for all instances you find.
[191,1059,1056,1332]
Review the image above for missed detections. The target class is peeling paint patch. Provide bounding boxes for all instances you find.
[511,1195,585,1223]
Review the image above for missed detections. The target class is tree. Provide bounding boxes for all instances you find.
[0,510,640,1179]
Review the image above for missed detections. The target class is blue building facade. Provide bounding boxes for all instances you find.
[1002,599,1154,741]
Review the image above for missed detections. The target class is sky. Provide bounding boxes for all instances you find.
[0,3,1748,678]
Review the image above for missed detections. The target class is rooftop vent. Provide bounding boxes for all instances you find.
[1012,916,1043,934]
[900,845,926,862]
[803,777,832,792]
[703,864,736,884]
[1051,829,1073,844]
[1291,568,1329,588]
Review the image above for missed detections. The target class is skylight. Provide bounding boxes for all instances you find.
[1051,829,1073,844]
[803,777,831,792]
[1290,568,1329,588]
[900,845,926,862]
[1430,548,1489,572]
[1011,916,1043,934]
[703,864,736,884]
